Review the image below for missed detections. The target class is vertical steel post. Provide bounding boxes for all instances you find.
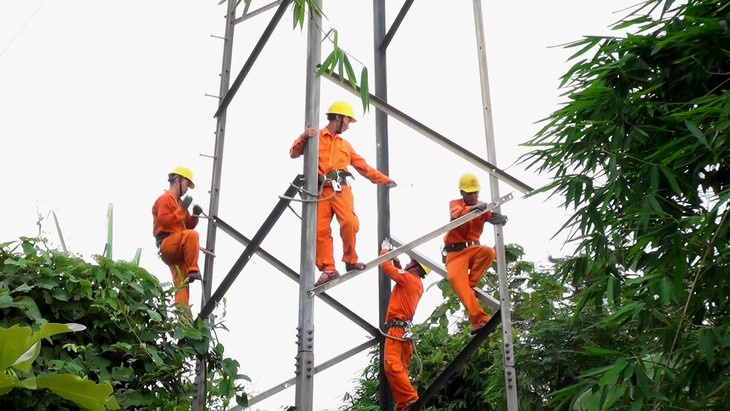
[471,1,519,409]
[294,1,322,410]
[193,1,236,409]
[373,1,393,410]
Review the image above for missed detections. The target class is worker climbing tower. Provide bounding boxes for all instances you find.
[191,1,532,410]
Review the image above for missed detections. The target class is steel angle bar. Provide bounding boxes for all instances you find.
[232,339,377,410]
[390,237,501,311]
[407,310,502,410]
[212,216,379,337]
[232,0,283,25]
[198,175,304,319]
[378,0,415,51]
[309,193,513,296]
[215,0,291,118]
[320,72,533,194]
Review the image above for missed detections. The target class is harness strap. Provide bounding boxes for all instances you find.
[384,318,412,330]
[443,240,480,253]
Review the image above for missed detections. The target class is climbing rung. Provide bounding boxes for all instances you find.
[308,192,514,296]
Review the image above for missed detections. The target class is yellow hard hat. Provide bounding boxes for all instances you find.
[326,101,357,122]
[409,258,431,277]
[459,173,480,193]
[169,166,195,189]
[417,261,431,276]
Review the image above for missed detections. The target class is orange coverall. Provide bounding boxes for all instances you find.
[443,199,495,327]
[290,127,389,271]
[379,249,424,410]
[152,190,200,307]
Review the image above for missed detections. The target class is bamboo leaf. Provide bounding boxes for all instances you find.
[342,53,358,90]
[359,67,369,111]
[51,211,67,253]
[685,119,709,147]
[337,48,344,83]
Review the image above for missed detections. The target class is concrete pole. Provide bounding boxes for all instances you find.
[294,1,322,410]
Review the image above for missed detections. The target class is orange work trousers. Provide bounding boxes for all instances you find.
[159,230,200,307]
[384,327,418,410]
[445,245,495,326]
[316,185,359,271]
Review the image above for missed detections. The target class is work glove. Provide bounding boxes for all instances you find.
[192,205,203,216]
[381,238,392,250]
[181,195,193,210]
[490,211,508,225]
[470,202,488,213]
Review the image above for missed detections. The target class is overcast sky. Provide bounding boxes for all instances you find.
[1,1,638,409]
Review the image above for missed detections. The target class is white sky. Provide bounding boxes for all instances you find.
[0,1,638,410]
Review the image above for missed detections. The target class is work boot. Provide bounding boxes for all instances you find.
[314,269,340,287]
[471,320,489,335]
[403,397,418,410]
[188,271,202,283]
[345,261,366,271]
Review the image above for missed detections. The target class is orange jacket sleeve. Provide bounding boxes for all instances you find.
[290,134,306,158]
[379,249,408,285]
[449,199,491,222]
[152,191,199,235]
[347,141,390,185]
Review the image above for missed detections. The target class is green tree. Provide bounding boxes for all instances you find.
[340,246,637,410]
[0,322,119,410]
[0,237,248,410]
[521,0,730,408]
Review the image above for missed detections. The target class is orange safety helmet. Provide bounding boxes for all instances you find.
[326,101,357,122]
[169,166,195,189]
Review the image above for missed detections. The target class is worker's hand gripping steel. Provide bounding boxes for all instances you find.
[490,211,508,225]
[181,195,193,210]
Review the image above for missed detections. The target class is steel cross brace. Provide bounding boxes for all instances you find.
[407,310,503,410]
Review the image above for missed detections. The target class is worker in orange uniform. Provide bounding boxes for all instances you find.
[443,173,508,334]
[379,238,430,411]
[152,166,204,308]
[290,101,397,287]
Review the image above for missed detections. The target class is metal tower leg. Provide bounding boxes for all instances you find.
[472,1,519,409]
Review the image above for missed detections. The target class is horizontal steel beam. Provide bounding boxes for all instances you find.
[321,71,533,194]
[389,237,500,311]
[233,339,378,409]
[310,193,513,295]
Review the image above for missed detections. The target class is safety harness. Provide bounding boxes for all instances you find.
[318,169,353,192]
[381,318,424,380]
[382,318,414,341]
[441,240,480,262]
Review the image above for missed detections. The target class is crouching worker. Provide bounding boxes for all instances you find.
[379,238,430,411]
[152,166,204,308]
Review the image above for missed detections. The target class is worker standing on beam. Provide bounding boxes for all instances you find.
[290,101,397,287]
[152,166,203,308]
[443,173,508,334]
[379,238,429,411]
